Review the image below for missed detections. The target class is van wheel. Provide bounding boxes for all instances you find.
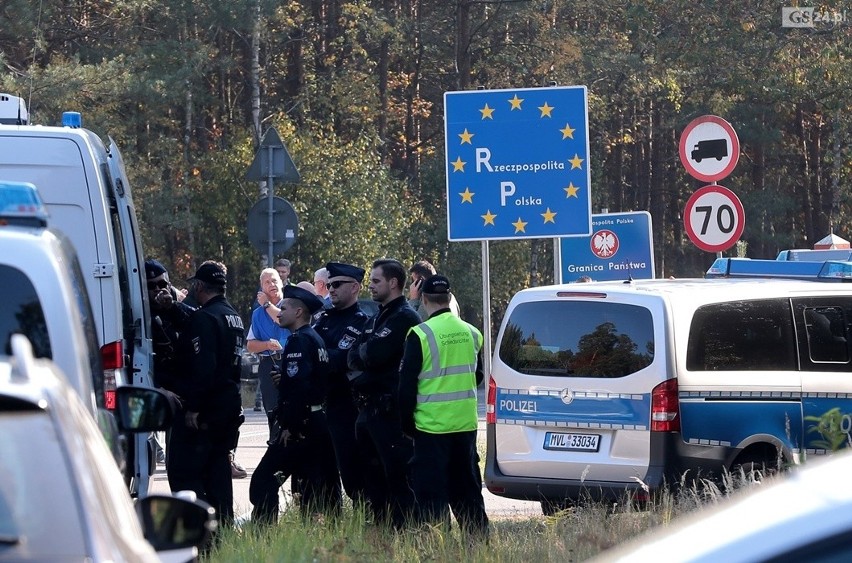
[541,499,572,516]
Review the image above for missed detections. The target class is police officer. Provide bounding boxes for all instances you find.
[145,259,194,463]
[399,274,489,538]
[313,261,370,504]
[169,260,245,529]
[249,285,341,523]
[347,258,421,529]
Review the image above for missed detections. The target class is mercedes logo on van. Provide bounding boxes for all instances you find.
[560,388,575,405]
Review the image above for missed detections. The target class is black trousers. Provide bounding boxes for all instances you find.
[326,397,368,504]
[355,407,415,528]
[167,420,239,527]
[411,429,489,537]
[249,411,341,523]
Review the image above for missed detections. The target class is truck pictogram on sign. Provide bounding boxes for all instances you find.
[691,139,727,163]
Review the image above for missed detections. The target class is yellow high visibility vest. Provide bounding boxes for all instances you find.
[409,312,482,434]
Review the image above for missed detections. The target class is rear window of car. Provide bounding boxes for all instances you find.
[0,265,51,359]
[498,300,655,377]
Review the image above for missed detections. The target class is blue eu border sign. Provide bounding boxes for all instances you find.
[444,86,592,241]
[561,211,655,282]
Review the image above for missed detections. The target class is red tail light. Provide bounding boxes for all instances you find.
[486,376,497,424]
[101,341,124,411]
[651,378,680,432]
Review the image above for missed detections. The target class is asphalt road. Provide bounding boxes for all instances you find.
[150,401,541,523]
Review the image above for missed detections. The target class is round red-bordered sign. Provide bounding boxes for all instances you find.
[679,115,740,182]
[590,229,619,258]
[684,184,745,253]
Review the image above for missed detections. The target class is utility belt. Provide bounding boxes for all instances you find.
[353,392,394,413]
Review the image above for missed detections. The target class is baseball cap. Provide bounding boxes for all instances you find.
[421,274,450,295]
[188,262,227,286]
[145,259,167,280]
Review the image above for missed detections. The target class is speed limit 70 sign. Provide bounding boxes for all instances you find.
[684,184,745,253]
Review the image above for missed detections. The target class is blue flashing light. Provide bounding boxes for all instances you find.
[0,181,48,227]
[62,111,82,128]
[706,258,852,282]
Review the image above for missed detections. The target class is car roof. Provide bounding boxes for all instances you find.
[595,452,852,562]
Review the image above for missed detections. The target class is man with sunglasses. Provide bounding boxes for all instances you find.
[313,262,371,505]
[145,259,194,463]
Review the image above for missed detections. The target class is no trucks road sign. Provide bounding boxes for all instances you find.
[679,115,740,182]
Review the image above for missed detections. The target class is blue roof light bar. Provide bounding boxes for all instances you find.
[706,258,852,282]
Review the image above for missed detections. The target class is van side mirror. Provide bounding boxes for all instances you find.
[114,386,173,432]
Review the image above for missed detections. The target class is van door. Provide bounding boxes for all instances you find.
[106,139,156,495]
[793,296,852,455]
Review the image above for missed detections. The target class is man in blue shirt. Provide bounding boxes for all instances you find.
[246,267,291,439]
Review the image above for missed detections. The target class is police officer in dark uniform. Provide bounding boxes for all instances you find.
[313,261,370,504]
[169,260,245,529]
[347,258,421,529]
[249,285,342,524]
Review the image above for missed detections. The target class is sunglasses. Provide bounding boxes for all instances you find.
[328,280,356,289]
[147,280,169,290]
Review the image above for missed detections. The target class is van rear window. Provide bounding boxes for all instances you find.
[498,301,654,377]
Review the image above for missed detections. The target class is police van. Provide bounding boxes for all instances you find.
[0,94,155,495]
[485,258,852,513]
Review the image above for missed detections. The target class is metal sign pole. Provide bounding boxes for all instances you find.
[481,240,492,378]
[266,143,275,267]
[553,237,562,284]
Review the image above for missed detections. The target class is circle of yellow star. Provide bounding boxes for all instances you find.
[538,102,554,118]
[452,156,466,172]
[560,123,575,139]
[479,104,495,119]
[508,95,524,110]
[459,187,474,203]
[564,183,580,197]
[481,210,497,225]
[459,129,474,144]
[512,217,528,233]
[541,208,557,223]
[569,154,584,169]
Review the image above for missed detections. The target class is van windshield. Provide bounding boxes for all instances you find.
[499,301,654,377]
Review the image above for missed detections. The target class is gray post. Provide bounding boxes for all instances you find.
[266,143,275,267]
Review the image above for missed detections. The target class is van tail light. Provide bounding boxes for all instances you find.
[651,378,680,432]
[486,376,497,424]
[101,341,124,411]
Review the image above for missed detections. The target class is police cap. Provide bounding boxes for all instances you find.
[326,261,365,283]
[283,285,325,314]
[145,259,167,280]
[188,261,227,287]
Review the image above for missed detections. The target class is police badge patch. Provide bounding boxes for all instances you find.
[192,336,201,354]
[287,362,299,377]
[376,327,392,338]
[338,334,356,349]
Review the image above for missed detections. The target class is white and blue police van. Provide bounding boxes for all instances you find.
[485,258,852,513]
[0,94,155,496]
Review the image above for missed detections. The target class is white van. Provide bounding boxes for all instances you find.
[0,95,155,495]
[485,258,852,513]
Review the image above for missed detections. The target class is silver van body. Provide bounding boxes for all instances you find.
[0,107,155,495]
